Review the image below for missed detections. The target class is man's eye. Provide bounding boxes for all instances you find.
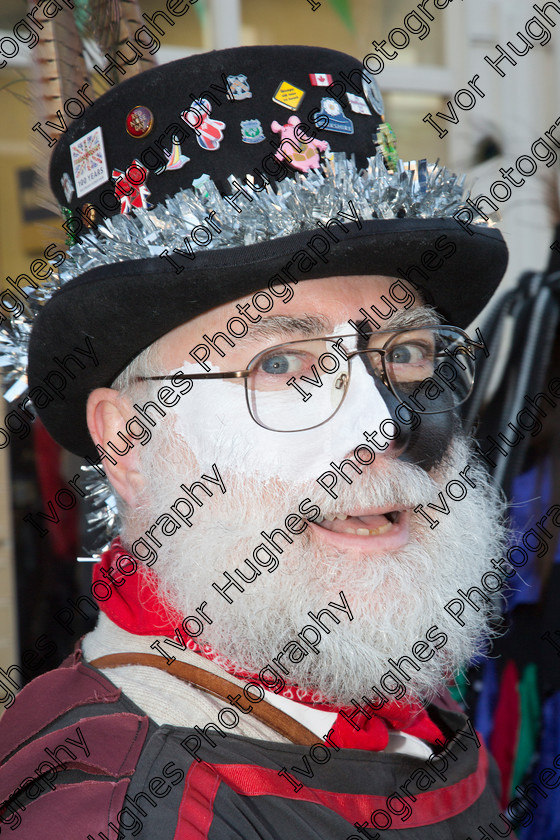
[386,343,428,365]
[259,353,308,375]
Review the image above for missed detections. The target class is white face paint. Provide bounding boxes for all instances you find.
[172,326,393,481]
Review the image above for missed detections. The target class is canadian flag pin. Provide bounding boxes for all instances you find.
[309,73,333,86]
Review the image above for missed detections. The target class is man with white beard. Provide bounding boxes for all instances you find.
[94,278,506,714]
[0,45,512,839]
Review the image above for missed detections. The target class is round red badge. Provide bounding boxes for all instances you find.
[126,106,154,138]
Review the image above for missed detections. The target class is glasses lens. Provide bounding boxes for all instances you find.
[377,327,475,413]
[246,339,349,431]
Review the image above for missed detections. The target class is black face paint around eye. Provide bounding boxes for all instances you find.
[371,376,459,473]
[354,322,464,472]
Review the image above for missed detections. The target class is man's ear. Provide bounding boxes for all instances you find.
[86,388,144,505]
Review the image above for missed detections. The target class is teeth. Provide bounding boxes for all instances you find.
[331,521,394,537]
[370,521,393,536]
[314,515,398,535]
[357,522,393,536]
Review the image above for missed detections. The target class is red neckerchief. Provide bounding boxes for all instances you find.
[92,539,444,750]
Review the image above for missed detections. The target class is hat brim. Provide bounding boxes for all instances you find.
[28,217,507,459]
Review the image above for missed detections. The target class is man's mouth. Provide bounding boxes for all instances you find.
[309,507,411,551]
[315,509,402,535]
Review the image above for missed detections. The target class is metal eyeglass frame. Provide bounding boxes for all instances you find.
[134,325,480,433]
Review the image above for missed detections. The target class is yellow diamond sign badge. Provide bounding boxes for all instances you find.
[272,81,305,111]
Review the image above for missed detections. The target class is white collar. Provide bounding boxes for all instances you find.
[84,613,434,758]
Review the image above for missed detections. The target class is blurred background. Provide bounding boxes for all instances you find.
[0,1,559,827]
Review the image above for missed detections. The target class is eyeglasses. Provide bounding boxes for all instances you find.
[137,325,479,433]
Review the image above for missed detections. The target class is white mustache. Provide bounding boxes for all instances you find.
[313,474,439,519]
[232,458,440,523]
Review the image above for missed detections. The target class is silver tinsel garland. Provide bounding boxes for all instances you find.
[78,465,120,557]
[0,150,490,554]
[0,275,61,404]
[60,151,476,279]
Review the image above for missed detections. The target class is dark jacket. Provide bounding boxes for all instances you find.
[0,647,508,839]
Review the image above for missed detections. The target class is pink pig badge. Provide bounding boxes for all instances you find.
[270,116,329,173]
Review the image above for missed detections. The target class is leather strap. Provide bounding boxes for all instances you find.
[89,652,319,746]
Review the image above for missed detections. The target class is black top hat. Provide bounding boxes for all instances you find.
[28,44,508,459]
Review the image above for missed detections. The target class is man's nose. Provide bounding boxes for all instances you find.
[349,353,411,458]
[366,367,457,472]
[370,375,412,459]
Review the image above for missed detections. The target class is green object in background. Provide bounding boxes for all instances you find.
[511,663,540,797]
[192,0,207,27]
[73,0,91,37]
[449,669,468,705]
[326,0,354,32]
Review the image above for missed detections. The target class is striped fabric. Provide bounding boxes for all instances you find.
[0,647,505,839]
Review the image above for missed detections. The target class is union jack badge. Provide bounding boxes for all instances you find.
[70,126,109,198]
[112,160,152,214]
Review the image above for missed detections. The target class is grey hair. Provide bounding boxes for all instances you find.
[385,303,441,328]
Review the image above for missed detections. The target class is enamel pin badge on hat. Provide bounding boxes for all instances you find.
[70,126,109,198]
[112,160,152,214]
[226,75,253,100]
[158,136,190,172]
[272,81,305,111]
[347,93,371,115]
[313,98,354,134]
[240,119,265,143]
[126,106,154,138]
[309,73,333,86]
[271,116,328,172]
[181,99,226,151]
[362,77,385,117]
[60,172,74,202]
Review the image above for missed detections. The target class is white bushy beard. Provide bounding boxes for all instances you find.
[122,413,508,708]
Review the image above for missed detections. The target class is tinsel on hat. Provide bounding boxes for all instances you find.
[60,151,472,278]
